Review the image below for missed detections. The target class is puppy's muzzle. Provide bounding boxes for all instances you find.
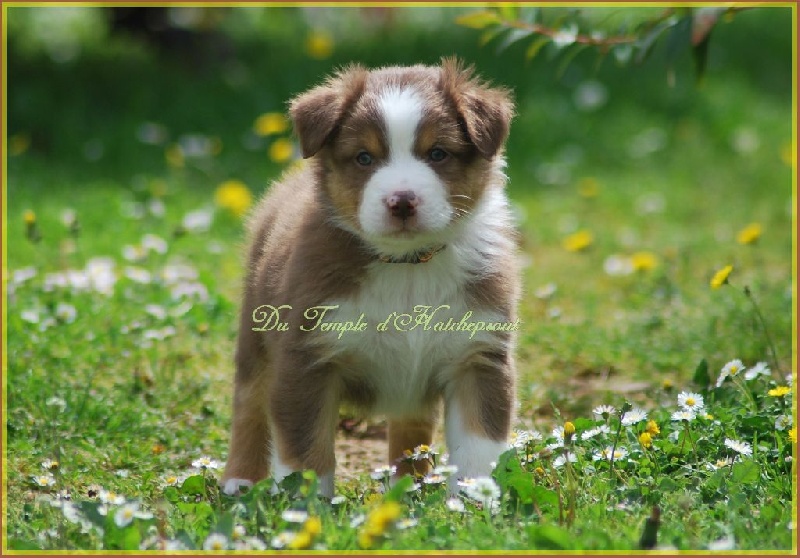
[386,190,418,221]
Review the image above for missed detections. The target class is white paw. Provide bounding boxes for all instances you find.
[221,478,253,496]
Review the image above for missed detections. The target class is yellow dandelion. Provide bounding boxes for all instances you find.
[165,144,184,168]
[704,413,714,420]
[10,133,31,156]
[563,421,576,436]
[152,443,165,455]
[638,431,652,448]
[363,501,402,537]
[254,112,289,136]
[768,386,791,397]
[306,30,334,60]
[736,223,762,245]
[577,177,599,198]
[269,138,295,164]
[358,531,373,549]
[287,530,312,550]
[662,379,673,390]
[563,230,593,252]
[303,516,322,537]
[631,251,658,272]
[780,142,795,167]
[710,265,733,289]
[788,427,796,443]
[645,420,660,436]
[214,180,253,218]
[23,210,36,225]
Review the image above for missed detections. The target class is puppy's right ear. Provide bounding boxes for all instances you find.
[289,64,368,158]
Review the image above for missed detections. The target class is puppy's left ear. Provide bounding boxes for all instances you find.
[441,57,515,160]
[289,64,368,158]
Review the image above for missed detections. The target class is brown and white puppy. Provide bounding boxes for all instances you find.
[222,58,520,497]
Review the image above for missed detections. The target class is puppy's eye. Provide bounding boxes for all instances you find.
[355,151,373,166]
[429,148,448,162]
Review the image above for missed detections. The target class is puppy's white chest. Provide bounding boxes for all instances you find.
[325,257,495,417]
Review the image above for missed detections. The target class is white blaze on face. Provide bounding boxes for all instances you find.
[358,86,453,254]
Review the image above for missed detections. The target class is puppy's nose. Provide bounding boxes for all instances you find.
[386,191,418,220]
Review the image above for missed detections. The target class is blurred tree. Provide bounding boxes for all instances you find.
[456,6,759,83]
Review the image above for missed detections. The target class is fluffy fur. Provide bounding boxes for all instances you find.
[222,58,520,497]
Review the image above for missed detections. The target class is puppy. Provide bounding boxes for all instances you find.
[222,58,520,497]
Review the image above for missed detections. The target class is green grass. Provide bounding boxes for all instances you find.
[4,6,796,552]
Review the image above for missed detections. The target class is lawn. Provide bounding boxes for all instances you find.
[3,5,796,552]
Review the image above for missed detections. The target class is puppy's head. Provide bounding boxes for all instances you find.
[290,57,514,257]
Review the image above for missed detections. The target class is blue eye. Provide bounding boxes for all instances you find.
[356,151,373,166]
[429,148,448,162]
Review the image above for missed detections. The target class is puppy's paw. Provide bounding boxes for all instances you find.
[221,478,253,496]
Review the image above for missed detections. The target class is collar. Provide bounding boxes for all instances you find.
[377,244,447,264]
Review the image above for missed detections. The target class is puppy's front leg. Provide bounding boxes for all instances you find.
[269,359,340,499]
[445,348,514,489]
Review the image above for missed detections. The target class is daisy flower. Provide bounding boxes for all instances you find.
[592,405,616,418]
[412,444,437,461]
[191,456,219,470]
[677,391,705,413]
[553,452,577,468]
[621,407,648,426]
[724,438,753,457]
[744,361,771,381]
[370,465,396,480]
[671,409,697,422]
[98,489,125,505]
[462,477,500,506]
[592,446,629,461]
[396,518,418,529]
[717,359,746,387]
[32,473,56,487]
[114,502,152,528]
[282,510,309,523]
[41,459,59,470]
[423,473,447,485]
[775,415,793,431]
[446,498,466,512]
[203,533,230,551]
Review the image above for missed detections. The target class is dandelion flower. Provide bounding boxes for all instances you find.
[638,432,653,448]
[710,265,733,289]
[788,428,796,443]
[214,180,252,217]
[287,530,312,550]
[736,223,762,245]
[592,405,615,418]
[253,112,289,136]
[563,230,593,252]
[631,251,658,272]
[203,533,229,551]
[362,501,402,537]
[303,516,322,536]
[768,386,791,397]
[621,407,648,426]
[717,359,746,387]
[269,138,295,164]
[724,438,752,456]
[677,391,705,413]
[305,30,334,59]
[645,420,660,435]
[671,409,696,422]
[563,421,576,436]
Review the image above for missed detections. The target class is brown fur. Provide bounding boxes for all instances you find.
[222,58,518,491]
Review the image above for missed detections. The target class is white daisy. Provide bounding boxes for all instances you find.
[98,489,125,505]
[396,518,418,529]
[446,498,466,512]
[433,464,459,476]
[553,452,577,468]
[463,476,500,507]
[724,438,753,457]
[671,409,697,422]
[281,509,308,523]
[423,473,447,485]
[32,473,56,487]
[592,446,629,462]
[744,361,771,381]
[775,415,793,431]
[717,359,746,387]
[114,502,151,527]
[677,391,705,413]
[621,407,648,426]
[203,533,229,551]
[370,465,396,480]
[330,495,346,505]
[592,405,616,418]
[191,456,219,470]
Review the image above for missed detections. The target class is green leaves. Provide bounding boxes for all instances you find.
[455,11,502,30]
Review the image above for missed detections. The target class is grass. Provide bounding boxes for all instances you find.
[4,6,796,552]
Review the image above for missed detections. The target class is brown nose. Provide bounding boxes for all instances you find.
[386,191,418,220]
